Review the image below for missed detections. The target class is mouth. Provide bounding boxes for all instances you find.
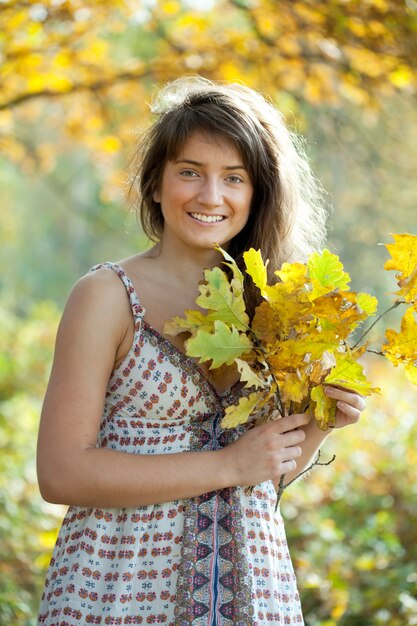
[189,212,226,223]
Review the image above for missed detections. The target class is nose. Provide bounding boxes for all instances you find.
[197,177,223,208]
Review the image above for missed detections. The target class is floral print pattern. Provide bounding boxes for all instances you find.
[37,262,304,626]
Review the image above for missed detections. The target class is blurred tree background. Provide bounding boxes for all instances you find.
[0,0,416,624]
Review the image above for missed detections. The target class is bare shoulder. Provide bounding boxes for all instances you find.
[69,264,130,306]
[59,265,133,346]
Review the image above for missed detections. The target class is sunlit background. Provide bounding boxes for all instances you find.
[1,1,416,624]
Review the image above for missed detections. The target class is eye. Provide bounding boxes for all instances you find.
[180,169,199,177]
[226,175,244,184]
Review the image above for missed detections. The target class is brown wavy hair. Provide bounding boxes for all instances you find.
[128,76,328,316]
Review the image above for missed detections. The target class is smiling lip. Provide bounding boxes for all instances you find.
[189,212,226,223]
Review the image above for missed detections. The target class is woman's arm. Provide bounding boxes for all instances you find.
[37,270,309,508]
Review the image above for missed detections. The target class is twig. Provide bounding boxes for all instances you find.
[352,300,404,349]
[275,450,336,510]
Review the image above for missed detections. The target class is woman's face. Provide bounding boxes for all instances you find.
[154,132,253,252]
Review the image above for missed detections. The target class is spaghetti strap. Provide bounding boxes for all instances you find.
[89,262,144,322]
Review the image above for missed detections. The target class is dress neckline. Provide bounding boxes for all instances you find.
[142,319,242,402]
[99,260,242,403]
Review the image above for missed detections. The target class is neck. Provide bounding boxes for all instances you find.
[148,237,225,284]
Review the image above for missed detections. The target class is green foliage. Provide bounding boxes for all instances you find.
[0,304,63,625]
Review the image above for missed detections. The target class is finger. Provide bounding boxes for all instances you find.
[280,459,297,474]
[325,386,366,411]
[336,401,362,423]
[279,430,306,447]
[278,413,311,433]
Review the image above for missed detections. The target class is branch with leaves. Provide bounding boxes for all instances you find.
[165,233,417,502]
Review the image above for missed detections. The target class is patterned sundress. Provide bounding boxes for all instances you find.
[38,262,304,626]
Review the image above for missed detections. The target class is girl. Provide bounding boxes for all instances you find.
[37,77,365,625]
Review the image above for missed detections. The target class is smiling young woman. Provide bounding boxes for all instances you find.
[36,76,365,626]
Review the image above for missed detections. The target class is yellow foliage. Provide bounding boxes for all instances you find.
[243,248,268,292]
[311,385,337,430]
[252,301,280,345]
[384,308,417,368]
[169,243,417,436]
[221,392,260,428]
[161,1,181,15]
[281,371,309,404]
[235,358,268,390]
[384,233,417,304]
[307,249,351,300]
[164,309,214,337]
[324,351,380,396]
[101,136,121,153]
[1,0,416,170]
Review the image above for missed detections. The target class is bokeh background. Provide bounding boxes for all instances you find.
[1,1,417,624]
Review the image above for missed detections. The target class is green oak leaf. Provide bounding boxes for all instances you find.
[186,320,253,369]
[196,266,249,331]
[308,249,351,300]
[324,351,380,396]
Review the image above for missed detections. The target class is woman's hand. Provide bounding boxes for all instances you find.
[324,385,366,428]
[223,413,311,488]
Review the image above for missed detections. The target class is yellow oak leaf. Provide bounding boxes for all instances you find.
[308,249,351,300]
[384,233,417,278]
[311,385,337,430]
[356,292,378,316]
[306,350,336,384]
[268,345,307,373]
[324,351,380,396]
[281,371,309,404]
[312,291,374,338]
[275,262,308,290]
[216,245,246,284]
[243,248,268,293]
[186,320,252,369]
[257,282,312,337]
[266,263,310,307]
[383,307,417,368]
[252,301,280,345]
[196,266,249,331]
[384,234,417,303]
[220,392,260,428]
[268,334,339,377]
[164,309,214,337]
[274,329,342,368]
[235,358,268,389]
[397,267,417,304]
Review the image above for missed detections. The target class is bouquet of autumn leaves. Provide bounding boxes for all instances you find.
[165,233,417,440]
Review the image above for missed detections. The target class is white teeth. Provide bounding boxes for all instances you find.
[190,213,225,223]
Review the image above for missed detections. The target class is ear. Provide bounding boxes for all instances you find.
[153,189,161,203]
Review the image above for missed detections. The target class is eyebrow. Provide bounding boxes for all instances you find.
[174,159,247,170]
